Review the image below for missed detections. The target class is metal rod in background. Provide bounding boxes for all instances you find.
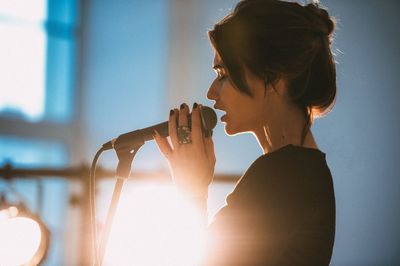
[0,163,239,183]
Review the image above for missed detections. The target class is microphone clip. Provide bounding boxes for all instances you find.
[115,142,143,179]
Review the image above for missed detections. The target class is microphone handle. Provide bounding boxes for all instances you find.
[113,114,198,151]
[121,120,169,143]
[104,106,217,151]
[140,113,200,141]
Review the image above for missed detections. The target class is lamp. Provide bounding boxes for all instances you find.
[0,194,50,266]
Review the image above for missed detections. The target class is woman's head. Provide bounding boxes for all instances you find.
[208,0,336,128]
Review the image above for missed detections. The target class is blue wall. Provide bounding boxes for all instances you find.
[81,0,170,170]
[81,0,400,264]
[315,1,400,264]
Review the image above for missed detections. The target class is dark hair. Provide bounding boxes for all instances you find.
[208,0,337,143]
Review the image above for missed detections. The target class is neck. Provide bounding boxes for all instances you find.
[254,104,318,154]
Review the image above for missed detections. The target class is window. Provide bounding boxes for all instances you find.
[0,1,47,121]
[0,0,77,122]
[0,1,79,265]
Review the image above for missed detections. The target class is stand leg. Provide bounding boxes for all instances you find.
[98,178,125,265]
[97,145,142,265]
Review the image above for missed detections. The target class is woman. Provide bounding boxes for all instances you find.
[154,0,336,264]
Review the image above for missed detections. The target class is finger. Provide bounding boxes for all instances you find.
[169,108,179,148]
[178,103,189,127]
[204,133,216,165]
[191,102,203,145]
[153,130,173,159]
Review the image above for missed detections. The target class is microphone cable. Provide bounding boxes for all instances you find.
[90,147,105,266]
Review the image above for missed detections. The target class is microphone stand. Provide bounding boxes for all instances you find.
[97,142,143,266]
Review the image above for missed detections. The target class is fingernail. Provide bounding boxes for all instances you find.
[180,103,186,110]
[170,109,174,116]
[193,102,198,109]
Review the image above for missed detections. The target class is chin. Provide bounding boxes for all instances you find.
[223,123,243,136]
[223,119,253,136]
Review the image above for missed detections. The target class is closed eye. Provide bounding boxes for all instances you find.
[214,69,225,80]
[213,65,227,81]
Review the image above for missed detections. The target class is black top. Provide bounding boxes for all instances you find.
[203,144,335,266]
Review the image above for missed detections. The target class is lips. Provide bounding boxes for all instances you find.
[213,105,226,121]
[221,114,227,122]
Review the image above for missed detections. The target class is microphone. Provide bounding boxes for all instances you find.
[102,106,217,151]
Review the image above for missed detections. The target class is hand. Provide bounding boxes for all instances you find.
[154,103,216,198]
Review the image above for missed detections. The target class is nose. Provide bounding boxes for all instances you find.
[207,79,219,101]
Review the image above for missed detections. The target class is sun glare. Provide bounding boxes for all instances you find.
[101,183,207,266]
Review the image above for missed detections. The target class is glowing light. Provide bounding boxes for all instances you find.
[0,206,19,220]
[0,216,42,266]
[101,183,207,266]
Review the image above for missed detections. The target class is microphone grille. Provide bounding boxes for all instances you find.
[201,106,217,131]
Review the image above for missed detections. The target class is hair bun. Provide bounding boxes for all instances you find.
[305,3,335,36]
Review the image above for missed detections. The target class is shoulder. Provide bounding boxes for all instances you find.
[243,144,328,183]
[229,144,333,205]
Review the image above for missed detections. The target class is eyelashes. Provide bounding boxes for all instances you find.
[214,69,227,81]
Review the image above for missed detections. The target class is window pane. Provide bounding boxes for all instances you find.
[0,0,47,22]
[0,24,47,121]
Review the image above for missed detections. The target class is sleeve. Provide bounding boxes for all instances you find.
[201,156,318,266]
[201,159,284,265]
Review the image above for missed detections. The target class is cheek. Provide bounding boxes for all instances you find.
[231,100,263,127]
[220,84,239,106]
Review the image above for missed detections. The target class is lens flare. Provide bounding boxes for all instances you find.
[101,183,207,266]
